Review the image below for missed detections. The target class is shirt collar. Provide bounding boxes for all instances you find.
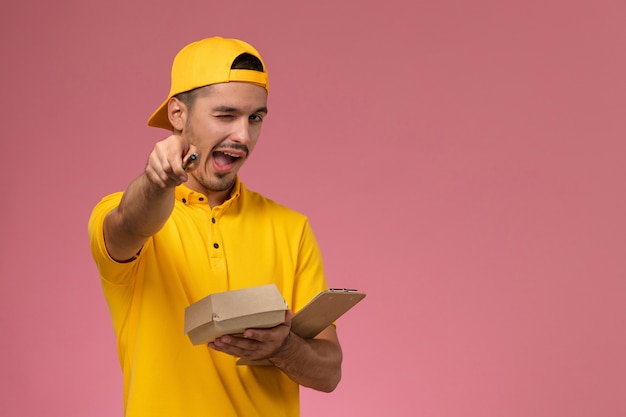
[174,177,242,207]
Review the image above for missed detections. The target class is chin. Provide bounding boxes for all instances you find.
[205,175,237,193]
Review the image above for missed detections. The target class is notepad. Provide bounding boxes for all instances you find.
[237,288,366,366]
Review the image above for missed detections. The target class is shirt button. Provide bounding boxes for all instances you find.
[211,218,216,224]
[213,243,219,249]
[182,198,187,203]
[199,197,205,202]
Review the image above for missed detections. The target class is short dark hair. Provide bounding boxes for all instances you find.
[175,53,264,108]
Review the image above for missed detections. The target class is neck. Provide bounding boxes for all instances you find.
[184,176,237,208]
[206,188,233,208]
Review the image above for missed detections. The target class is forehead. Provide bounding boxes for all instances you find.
[199,82,268,111]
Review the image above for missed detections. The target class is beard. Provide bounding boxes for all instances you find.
[199,171,237,193]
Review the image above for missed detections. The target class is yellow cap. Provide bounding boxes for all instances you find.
[147,37,269,130]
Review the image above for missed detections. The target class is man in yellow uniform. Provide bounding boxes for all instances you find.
[88,37,342,417]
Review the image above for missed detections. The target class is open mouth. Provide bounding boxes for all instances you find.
[212,149,245,171]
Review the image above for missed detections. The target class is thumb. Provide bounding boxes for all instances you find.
[284,310,293,325]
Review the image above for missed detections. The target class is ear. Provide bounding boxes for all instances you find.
[167,97,187,132]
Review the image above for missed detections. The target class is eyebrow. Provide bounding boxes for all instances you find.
[213,105,268,114]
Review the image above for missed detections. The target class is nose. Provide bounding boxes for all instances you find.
[230,117,251,145]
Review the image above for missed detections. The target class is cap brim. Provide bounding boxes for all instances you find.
[147,99,172,130]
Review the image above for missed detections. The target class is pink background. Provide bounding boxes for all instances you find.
[1,1,625,416]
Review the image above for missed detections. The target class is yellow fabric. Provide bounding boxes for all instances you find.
[88,179,328,417]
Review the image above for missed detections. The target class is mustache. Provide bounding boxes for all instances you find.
[212,143,249,157]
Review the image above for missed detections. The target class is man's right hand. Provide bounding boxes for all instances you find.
[145,134,196,189]
[103,134,196,262]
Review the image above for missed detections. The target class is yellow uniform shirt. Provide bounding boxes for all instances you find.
[88,179,328,417]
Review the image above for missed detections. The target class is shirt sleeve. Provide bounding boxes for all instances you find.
[87,192,140,285]
[290,218,329,314]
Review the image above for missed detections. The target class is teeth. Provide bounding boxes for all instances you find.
[223,152,240,158]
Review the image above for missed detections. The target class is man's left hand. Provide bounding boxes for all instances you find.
[209,310,293,361]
